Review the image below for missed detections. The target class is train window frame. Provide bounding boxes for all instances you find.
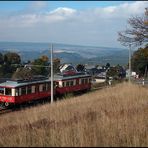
[5,88,12,96]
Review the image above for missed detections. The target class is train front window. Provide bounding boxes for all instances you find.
[0,88,4,95]
[5,88,12,96]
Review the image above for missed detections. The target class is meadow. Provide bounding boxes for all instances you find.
[0,82,147,147]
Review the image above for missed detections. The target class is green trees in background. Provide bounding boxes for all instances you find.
[11,55,61,80]
[131,45,148,77]
[4,52,21,65]
[106,64,126,80]
[31,55,49,76]
[0,52,21,78]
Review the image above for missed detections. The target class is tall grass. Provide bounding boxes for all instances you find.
[0,82,147,147]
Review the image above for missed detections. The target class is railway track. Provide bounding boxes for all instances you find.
[0,107,13,115]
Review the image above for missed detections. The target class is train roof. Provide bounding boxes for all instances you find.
[0,79,51,88]
[54,73,91,81]
[0,73,91,88]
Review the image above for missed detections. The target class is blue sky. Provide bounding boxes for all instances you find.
[0,1,133,11]
[0,1,147,48]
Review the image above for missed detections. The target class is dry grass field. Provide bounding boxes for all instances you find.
[0,82,147,147]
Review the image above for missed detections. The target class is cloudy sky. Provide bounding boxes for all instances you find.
[0,1,147,48]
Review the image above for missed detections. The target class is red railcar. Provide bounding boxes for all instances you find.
[54,73,91,96]
[0,73,92,108]
[0,78,53,107]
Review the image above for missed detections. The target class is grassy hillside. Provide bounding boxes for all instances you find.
[0,83,147,147]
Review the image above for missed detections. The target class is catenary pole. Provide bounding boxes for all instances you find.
[50,43,53,103]
[129,44,131,83]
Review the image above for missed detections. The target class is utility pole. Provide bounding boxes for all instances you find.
[50,43,53,103]
[129,44,131,83]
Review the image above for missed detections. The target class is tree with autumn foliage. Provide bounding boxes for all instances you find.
[118,8,148,47]
[40,55,49,63]
[53,58,60,74]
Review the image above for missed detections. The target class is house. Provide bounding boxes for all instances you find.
[85,64,107,77]
[126,69,137,78]
[59,63,78,75]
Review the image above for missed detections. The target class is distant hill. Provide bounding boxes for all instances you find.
[0,41,130,65]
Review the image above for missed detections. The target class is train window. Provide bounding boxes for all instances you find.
[85,79,88,84]
[79,79,82,85]
[76,79,79,85]
[5,88,12,96]
[0,88,4,95]
[47,83,50,90]
[21,87,26,95]
[46,83,48,90]
[35,85,39,93]
[39,84,43,92]
[82,79,85,84]
[66,81,70,87]
[32,86,35,93]
[15,88,19,96]
[62,82,65,87]
[43,83,46,91]
[70,81,73,86]
[19,88,21,95]
[74,80,76,85]
[55,82,59,88]
[27,86,32,94]
[89,78,91,83]
[54,82,57,88]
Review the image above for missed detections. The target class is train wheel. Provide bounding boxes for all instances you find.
[4,102,9,107]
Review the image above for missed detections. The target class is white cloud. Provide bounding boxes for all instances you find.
[0,1,148,47]
[50,7,77,15]
[28,1,48,12]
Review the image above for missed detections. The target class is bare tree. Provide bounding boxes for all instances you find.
[118,8,148,47]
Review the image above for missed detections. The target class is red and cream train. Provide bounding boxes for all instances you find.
[0,73,91,108]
